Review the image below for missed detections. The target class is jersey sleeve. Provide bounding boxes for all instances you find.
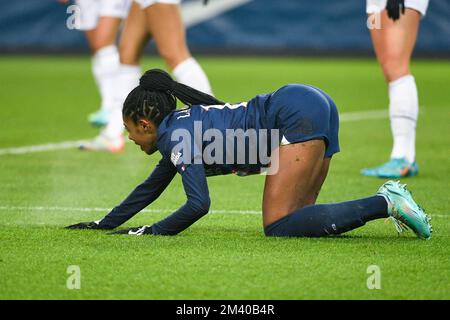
[98,157,177,229]
[151,161,211,235]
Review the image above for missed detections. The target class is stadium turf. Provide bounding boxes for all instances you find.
[0,56,448,299]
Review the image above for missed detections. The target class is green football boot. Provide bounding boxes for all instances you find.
[361,158,419,178]
[377,180,432,239]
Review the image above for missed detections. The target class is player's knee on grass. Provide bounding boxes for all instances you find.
[263,207,342,238]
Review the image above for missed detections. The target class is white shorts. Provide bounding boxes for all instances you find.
[75,0,132,31]
[366,0,429,16]
[134,0,180,9]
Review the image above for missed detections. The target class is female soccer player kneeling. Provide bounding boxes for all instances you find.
[67,69,432,239]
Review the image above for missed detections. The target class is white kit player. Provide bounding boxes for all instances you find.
[80,0,213,152]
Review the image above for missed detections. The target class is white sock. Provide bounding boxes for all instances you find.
[102,64,141,141]
[92,45,120,113]
[173,57,212,95]
[114,64,142,107]
[388,74,419,163]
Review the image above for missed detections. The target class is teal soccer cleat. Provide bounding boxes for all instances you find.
[361,158,419,178]
[88,110,111,127]
[377,180,432,239]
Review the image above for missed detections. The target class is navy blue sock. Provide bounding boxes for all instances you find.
[264,196,388,237]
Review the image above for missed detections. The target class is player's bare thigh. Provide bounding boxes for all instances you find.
[262,140,326,228]
[119,1,150,65]
[369,8,421,82]
[84,16,122,53]
[144,3,190,69]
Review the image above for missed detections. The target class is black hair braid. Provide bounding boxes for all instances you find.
[123,68,225,126]
[140,69,224,106]
[122,84,177,126]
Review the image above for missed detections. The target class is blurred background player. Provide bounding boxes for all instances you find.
[80,0,213,152]
[361,0,429,178]
[59,0,132,152]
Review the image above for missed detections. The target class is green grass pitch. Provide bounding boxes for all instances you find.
[0,56,449,299]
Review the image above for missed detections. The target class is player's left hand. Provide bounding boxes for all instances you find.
[65,221,110,230]
[108,225,153,235]
[386,0,405,21]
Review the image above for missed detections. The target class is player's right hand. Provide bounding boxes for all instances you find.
[65,221,109,230]
[386,0,405,21]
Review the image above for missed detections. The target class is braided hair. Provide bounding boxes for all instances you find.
[123,69,224,126]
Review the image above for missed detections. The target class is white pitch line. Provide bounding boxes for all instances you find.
[0,139,89,155]
[0,205,259,215]
[0,205,447,218]
[0,109,388,156]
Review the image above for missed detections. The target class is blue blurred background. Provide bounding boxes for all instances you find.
[0,0,449,56]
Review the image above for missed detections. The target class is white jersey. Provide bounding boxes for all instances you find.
[366,0,429,16]
[134,0,181,9]
[75,0,132,31]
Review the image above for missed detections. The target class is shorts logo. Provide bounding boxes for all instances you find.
[171,152,182,166]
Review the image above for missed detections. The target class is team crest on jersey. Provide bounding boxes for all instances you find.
[171,152,183,166]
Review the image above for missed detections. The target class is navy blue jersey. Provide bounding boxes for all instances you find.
[100,84,340,235]
[156,93,275,178]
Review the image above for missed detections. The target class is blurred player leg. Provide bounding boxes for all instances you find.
[78,0,132,152]
[116,0,148,107]
[85,17,122,127]
[143,2,213,94]
[93,0,150,153]
[362,2,428,178]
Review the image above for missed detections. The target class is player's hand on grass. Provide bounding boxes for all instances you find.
[386,0,405,21]
[65,221,111,230]
[108,225,153,236]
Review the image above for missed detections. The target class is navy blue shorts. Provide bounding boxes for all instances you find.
[265,84,340,158]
